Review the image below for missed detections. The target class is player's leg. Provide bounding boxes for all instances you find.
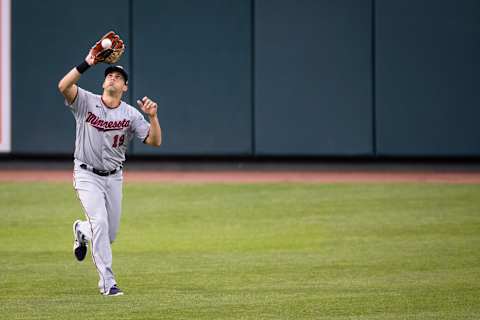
[73,169,117,294]
[105,172,123,243]
[73,168,93,241]
[101,172,124,296]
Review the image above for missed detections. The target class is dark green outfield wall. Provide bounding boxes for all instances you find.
[375,0,480,156]
[255,0,372,156]
[11,0,480,157]
[131,0,252,156]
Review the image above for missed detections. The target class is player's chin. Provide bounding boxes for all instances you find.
[105,86,118,94]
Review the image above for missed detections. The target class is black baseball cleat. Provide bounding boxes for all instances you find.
[72,220,88,261]
[103,285,124,297]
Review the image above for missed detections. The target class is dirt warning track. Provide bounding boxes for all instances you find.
[0,169,480,184]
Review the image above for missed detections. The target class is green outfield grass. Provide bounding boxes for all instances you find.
[0,182,479,319]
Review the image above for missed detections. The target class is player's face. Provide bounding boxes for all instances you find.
[103,72,128,94]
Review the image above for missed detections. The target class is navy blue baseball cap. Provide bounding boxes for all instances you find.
[104,65,128,83]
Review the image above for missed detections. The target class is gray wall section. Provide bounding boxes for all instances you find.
[131,0,252,156]
[12,0,130,154]
[254,0,373,156]
[375,0,480,156]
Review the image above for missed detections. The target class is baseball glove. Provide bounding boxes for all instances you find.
[89,31,125,65]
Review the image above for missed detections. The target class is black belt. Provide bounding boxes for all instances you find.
[80,164,121,177]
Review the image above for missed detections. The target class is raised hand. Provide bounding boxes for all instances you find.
[137,96,158,117]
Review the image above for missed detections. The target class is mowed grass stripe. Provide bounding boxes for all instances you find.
[0,182,479,319]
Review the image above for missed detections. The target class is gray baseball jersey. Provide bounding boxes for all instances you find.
[67,87,150,170]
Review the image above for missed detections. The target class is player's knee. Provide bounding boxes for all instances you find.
[93,218,109,232]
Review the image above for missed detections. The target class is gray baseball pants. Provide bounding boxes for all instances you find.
[73,160,123,293]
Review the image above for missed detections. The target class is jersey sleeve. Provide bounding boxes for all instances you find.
[65,87,88,118]
[130,108,151,142]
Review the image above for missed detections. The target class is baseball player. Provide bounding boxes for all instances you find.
[57,32,162,296]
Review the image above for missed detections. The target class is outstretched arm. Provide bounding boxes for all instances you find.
[57,68,81,105]
[58,54,94,104]
[137,96,162,147]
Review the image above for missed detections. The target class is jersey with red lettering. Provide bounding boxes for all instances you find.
[67,87,150,171]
